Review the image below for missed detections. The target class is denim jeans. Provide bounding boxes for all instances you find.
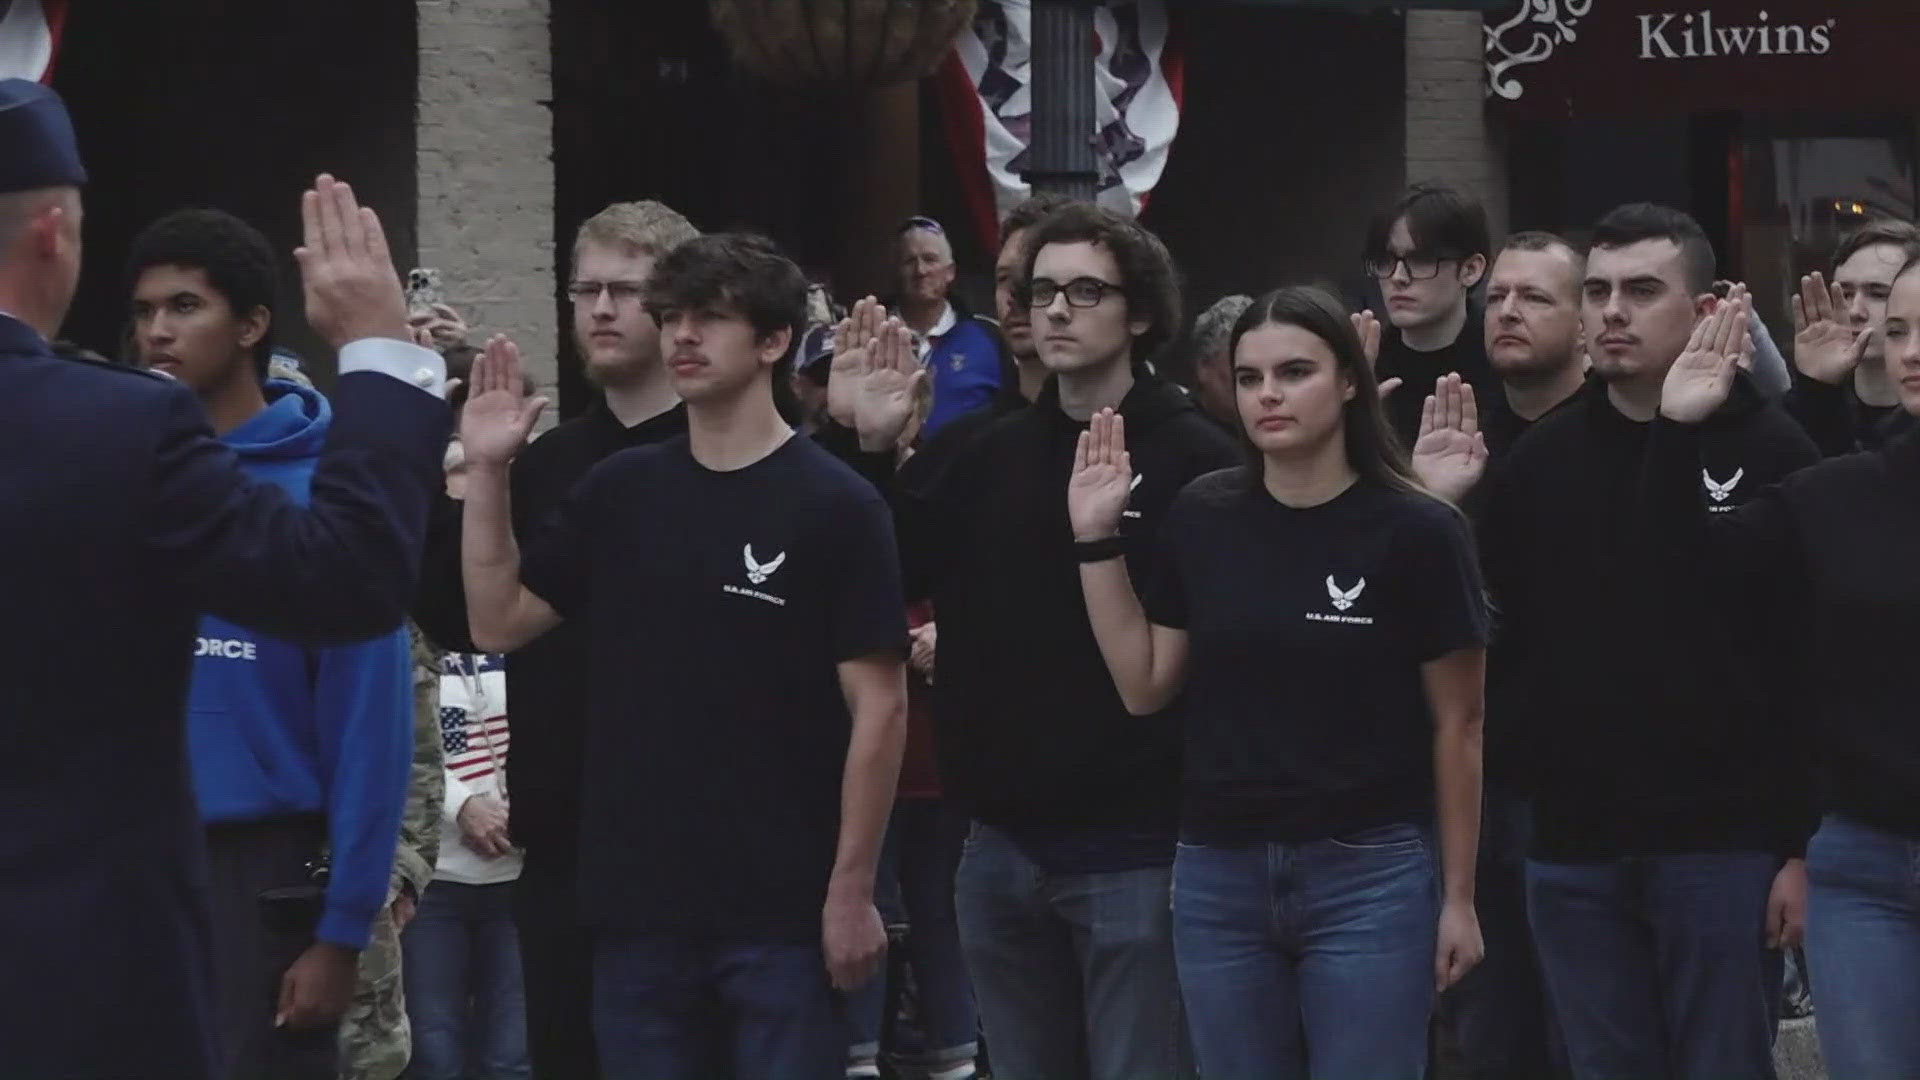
[1526,852,1784,1080]
[954,822,1191,1080]
[845,800,978,1066]
[592,932,843,1080]
[1439,789,1564,1079]
[401,880,530,1080]
[1805,813,1920,1078]
[1172,824,1436,1080]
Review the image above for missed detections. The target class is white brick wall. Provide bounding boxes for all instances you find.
[416,0,558,402]
[1405,10,1507,240]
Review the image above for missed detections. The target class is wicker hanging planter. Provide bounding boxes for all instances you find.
[709,0,978,89]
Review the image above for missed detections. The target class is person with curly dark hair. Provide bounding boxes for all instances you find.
[126,208,280,424]
[837,202,1237,1080]
[127,206,417,1080]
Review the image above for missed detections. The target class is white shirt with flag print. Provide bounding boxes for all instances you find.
[434,652,521,885]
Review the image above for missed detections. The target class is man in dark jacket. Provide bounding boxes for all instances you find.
[0,79,448,1076]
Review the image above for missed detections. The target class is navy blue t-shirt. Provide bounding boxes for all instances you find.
[1144,470,1488,843]
[521,433,907,940]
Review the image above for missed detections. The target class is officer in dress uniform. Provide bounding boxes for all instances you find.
[0,79,451,1076]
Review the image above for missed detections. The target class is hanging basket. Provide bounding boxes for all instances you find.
[708,0,978,89]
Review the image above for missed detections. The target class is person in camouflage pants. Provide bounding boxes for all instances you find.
[338,625,446,1079]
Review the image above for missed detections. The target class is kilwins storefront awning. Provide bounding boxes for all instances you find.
[1484,0,1920,117]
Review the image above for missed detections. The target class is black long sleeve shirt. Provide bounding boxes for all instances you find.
[1480,375,1821,860]
[1645,418,1920,841]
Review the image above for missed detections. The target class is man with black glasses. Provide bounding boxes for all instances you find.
[1363,182,1497,448]
[840,202,1237,1080]
[413,200,699,1079]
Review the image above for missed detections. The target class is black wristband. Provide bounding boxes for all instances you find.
[1074,536,1127,563]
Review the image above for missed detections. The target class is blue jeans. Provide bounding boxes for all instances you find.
[1173,824,1437,1080]
[1805,814,1920,1077]
[1526,852,1784,1080]
[845,800,977,1066]
[592,932,843,1080]
[401,880,530,1080]
[1440,790,1564,1079]
[954,822,1191,1080]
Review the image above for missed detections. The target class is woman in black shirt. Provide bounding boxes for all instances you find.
[1068,285,1488,1079]
[1652,270,1920,1078]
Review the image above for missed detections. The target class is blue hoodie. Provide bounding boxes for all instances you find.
[187,380,413,951]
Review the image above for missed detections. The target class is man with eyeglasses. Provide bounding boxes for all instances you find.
[894,215,1013,437]
[412,200,700,1080]
[840,201,1235,1080]
[1363,182,1499,448]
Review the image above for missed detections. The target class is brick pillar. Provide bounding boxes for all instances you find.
[416,0,558,403]
[1405,10,1507,241]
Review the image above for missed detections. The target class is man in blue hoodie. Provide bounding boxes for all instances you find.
[128,208,414,1079]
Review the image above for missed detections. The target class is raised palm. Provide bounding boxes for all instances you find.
[826,296,883,427]
[850,319,924,451]
[1068,410,1134,541]
[1661,300,1745,423]
[460,334,548,467]
[1410,374,1488,503]
[1790,271,1868,385]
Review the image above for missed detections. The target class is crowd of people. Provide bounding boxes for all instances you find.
[4,73,1920,1080]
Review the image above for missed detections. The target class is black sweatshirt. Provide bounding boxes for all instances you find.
[1783,372,1911,457]
[1375,305,1499,451]
[413,400,689,867]
[855,376,1240,840]
[1645,420,1920,841]
[1479,374,1820,861]
[1471,380,1593,794]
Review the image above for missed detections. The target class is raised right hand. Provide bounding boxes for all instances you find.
[1661,299,1746,423]
[850,318,925,453]
[1790,271,1869,385]
[1068,409,1134,542]
[459,334,549,469]
[295,175,410,350]
[827,296,883,427]
[1351,309,1401,398]
[1410,374,1488,502]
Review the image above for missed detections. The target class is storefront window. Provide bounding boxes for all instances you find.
[1736,117,1916,339]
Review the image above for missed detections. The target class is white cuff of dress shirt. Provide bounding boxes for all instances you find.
[338,338,447,399]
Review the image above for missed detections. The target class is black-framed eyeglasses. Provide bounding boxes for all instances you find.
[1363,253,1459,281]
[1026,277,1127,309]
[567,280,648,304]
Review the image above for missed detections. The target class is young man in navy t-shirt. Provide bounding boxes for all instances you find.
[458,234,909,1078]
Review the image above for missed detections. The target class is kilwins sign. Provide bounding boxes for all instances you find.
[1484,1,1920,116]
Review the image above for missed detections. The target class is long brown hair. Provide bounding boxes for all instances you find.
[1228,285,1439,503]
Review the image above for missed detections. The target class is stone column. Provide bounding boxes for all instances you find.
[1405,10,1507,240]
[416,0,558,402]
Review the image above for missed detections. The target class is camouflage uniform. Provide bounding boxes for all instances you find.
[338,625,445,1079]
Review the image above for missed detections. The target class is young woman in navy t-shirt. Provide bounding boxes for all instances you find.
[1067,285,1488,1080]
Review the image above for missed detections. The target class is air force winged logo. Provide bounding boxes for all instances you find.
[744,545,786,585]
[1702,468,1744,504]
[1326,576,1366,611]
